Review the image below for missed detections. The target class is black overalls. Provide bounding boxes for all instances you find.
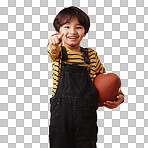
[49,46,98,148]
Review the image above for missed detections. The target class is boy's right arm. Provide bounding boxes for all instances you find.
[47,34,63,61]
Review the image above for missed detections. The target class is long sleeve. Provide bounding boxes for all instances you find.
[47,44,61,61]
[95,52,106,75]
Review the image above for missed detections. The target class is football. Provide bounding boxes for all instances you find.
[94,73,121,107]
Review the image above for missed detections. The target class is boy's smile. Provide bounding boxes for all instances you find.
[58,17,86,52]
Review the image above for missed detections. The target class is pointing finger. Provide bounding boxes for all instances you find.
[58,33,64,39]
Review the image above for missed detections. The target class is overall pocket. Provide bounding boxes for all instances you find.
[50,98,61,117]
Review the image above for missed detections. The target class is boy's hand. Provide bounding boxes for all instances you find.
[48,33,64,47]
[103,94,124,109]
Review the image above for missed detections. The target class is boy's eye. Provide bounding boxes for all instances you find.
[76,26,82,29]
[64,26,70,28]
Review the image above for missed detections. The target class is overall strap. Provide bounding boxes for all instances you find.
[61,46,68,61]
[81,47,90,64]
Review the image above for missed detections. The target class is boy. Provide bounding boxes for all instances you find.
[47,6,124,148]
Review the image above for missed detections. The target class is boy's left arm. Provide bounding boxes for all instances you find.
[95,52,125,109]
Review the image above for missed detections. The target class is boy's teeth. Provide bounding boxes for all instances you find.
[69,37,77,39]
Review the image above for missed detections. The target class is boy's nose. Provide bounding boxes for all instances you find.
[70,27,76,34]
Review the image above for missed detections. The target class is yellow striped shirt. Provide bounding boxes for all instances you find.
[47,44,105,96]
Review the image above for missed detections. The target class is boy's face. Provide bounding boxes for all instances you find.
[58,17,86,50]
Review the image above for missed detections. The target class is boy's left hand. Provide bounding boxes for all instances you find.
[103,94,124,109]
